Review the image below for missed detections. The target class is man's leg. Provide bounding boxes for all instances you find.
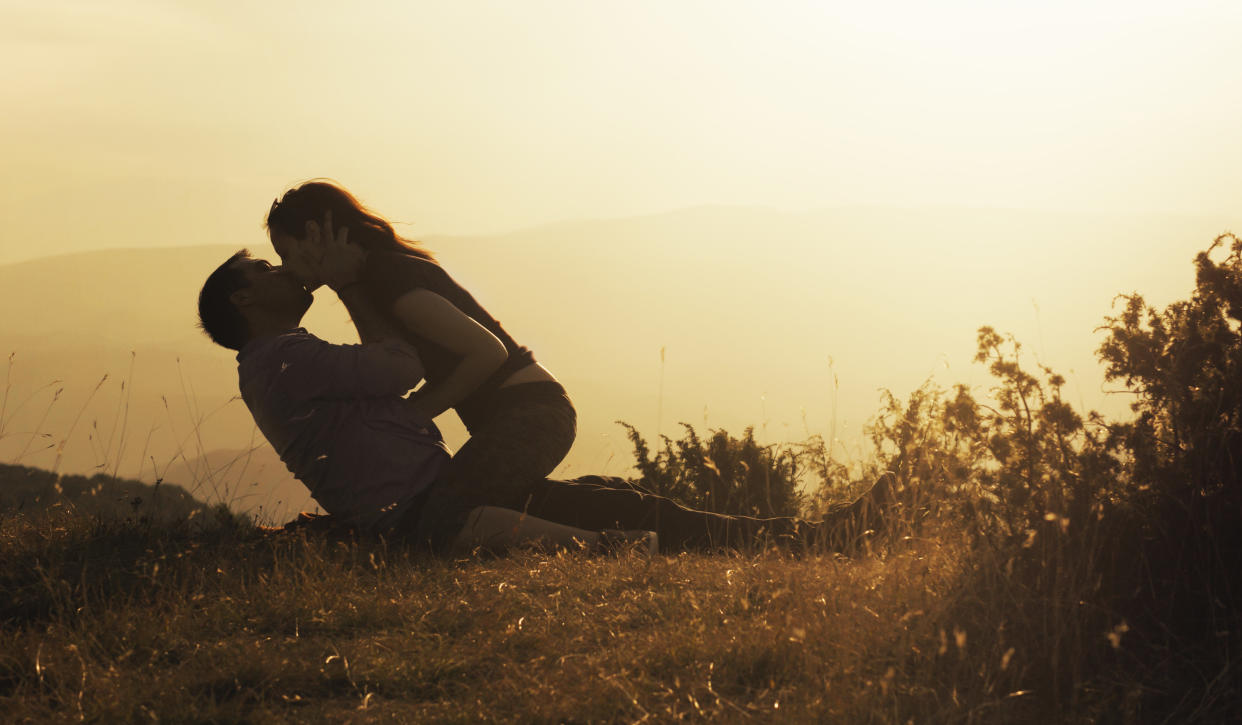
[516,476,814,551]
[514,473,893,552]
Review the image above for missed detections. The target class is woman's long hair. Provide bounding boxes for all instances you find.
[266,181,434,261]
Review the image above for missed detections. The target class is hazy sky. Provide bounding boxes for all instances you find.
[4,1,1242,502]
[3,0,1241,264]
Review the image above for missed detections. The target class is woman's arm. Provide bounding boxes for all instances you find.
[390,288,508,420]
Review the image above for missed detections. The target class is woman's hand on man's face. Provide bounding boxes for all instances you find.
[306,210,365,292]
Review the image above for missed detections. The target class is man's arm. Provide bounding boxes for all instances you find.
[277,333,427,401]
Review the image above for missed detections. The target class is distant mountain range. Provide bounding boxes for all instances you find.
[1,205,1233,521]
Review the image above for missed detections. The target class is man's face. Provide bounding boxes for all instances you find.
[270,230,323,290]
[230,257,314,319]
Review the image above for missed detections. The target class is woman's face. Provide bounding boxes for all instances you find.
[269,229,323,290]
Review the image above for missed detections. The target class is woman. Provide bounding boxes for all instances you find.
[266,181,575,549]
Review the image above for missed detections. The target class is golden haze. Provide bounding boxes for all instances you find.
[1,2,1240,517]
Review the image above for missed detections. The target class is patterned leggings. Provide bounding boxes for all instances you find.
[410,382,577,549]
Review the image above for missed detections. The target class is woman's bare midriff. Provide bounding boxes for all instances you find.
[499,362,558,389]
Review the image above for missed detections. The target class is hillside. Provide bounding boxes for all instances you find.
[0,462,210,522]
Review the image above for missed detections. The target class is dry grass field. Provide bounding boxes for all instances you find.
[1,508,1083,724]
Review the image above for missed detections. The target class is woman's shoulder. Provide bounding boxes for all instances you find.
[365,250,441,281]
[364,250,454,302]
[367,249,441,268]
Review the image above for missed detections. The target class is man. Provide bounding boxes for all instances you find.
[197,236,888,554]
[197,246,645,552]
[197,249,444,532]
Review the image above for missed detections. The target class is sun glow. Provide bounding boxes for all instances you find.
[0,0,1239,504]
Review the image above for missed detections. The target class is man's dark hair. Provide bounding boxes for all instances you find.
[198,249,253,350]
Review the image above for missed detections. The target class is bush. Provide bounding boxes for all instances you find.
[1098,232,1242,641]
[616,423,807,517]
[867,328,1124,546]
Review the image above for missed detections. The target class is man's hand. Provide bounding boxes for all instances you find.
[306,210,365,292]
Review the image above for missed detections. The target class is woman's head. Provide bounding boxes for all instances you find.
[266,181,433,268]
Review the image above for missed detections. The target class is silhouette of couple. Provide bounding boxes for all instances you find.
[198,181,887,555]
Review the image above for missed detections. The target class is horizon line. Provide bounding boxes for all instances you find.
[1,202,1236,268]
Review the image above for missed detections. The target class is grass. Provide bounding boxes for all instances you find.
[2,500,1190,724]
[0,384,1236,722]
[3,508,1018,724]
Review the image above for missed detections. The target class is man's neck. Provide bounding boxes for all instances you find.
[245,315,303,345]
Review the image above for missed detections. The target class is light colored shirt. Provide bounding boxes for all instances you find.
[237,328,449,531]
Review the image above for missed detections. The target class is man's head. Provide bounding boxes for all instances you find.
[198,249,314,350]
